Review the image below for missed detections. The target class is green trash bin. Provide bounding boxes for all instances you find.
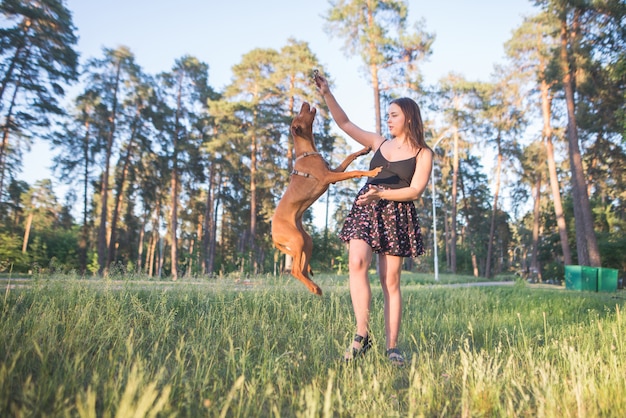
[565,265,598,291]
[597,268,618,292]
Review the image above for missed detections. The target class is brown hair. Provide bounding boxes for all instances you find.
[390,97,429,152]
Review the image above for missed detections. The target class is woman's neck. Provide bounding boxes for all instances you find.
[391,135,408,147]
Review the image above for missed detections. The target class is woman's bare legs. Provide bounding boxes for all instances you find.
[347,239,373,353]
[378,254,403,350]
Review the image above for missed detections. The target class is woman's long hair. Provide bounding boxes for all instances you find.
[390,97,430,152]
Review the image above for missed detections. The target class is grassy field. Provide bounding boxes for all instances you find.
[1,272,624,417]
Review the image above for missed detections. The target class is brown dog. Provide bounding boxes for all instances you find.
[271,102,382,295]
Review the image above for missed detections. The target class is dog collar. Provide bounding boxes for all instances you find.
[295,151,320,161]
[291,169,315,179]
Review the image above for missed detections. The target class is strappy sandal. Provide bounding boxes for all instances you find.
[387,348,405,367]
[344,334,371,361]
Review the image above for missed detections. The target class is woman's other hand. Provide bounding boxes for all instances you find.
[356,185,384,206]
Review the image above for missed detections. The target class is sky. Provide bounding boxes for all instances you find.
[21,0,538,221]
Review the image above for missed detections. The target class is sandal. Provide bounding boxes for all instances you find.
[344,334,371,361]
[387,348,405,367]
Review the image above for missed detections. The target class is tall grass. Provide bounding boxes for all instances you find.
[1,274,624,417]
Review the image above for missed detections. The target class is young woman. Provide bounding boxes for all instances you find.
[314,73,432,366]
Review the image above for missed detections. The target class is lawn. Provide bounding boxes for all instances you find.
[1,273,624,417]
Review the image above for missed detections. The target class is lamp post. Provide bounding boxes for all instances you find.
[430,130,453,281]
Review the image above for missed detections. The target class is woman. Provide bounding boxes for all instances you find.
[314,73,432,366]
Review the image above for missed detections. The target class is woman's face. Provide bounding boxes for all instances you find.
[386,103,406,138]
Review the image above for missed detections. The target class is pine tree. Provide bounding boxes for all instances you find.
[0,0,78,204]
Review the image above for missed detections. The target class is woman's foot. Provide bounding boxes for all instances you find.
[387,348,405,367]
[344,334,371,361]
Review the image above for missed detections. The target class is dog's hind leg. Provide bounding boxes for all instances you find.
[273,225,322,295]
[291,247,322,296]
[297,218,314,277]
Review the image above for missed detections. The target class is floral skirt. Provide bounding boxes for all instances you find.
[339,185,425,258]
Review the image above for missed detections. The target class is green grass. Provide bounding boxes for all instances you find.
[1,273,625,417]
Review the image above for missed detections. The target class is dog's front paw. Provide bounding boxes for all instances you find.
[370,166,383,176]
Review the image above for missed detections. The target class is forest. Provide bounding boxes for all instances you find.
[0,0,624,282]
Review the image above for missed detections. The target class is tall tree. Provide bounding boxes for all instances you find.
[435,73,475,274]
[505,11,573,266]
[106,71,153,270]
[558,4,600,266]
[83,46,141,275]
[472,71,525,278]
[156,55,212,280]
[324,0,423,134]
[568,0,625,260]
[0,0,78,203]
[51,89,104,273]
[224,48,283,274]
[536,0,602,266]
[204,98,242,274]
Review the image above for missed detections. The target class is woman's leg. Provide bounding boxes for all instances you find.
[348,239,373,344]
[378,254,403,350]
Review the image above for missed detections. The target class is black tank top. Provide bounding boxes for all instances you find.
[367,143,421,189]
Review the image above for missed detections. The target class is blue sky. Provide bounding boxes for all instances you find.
[22,0,538,213]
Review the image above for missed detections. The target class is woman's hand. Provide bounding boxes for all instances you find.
[356,185,384,206]
[314,72,331,96]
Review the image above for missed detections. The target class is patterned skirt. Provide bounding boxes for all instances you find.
[339,184,425,258]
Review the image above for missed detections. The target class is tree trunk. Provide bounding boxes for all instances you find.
[22,212,33,253]
[249,121,258,274]
[209,173,222,274]
[0,31,32,201]
[98,61,122,275]
[107,149,130,268]
[366,8,382,135]
[148,210,160,277]
[187,237,195,277]
[444,206,450,269]
[170,159,179,280]
[0,45,21,105]
[107,118,139,269]
[530,173,542,281]
[540,80,572,266]
[559,17,601,267]
[0,73,22,202]
[137,215,146,272]
[0,18,29,104]
[459,167,479,277]
[485,141,503,278]
[370,62,382,135]
[450,127,459,273]
[202,162,215,274]
[80,121,91,274]
[170,72,184,281]
[147,232,155,276]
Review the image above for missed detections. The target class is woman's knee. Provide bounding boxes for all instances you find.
[381,273,401,292]
[348,240,372,272]
[348,253,371,272]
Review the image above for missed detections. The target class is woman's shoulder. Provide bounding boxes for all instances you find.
[416,146,433,157]
[370,137,387,153]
